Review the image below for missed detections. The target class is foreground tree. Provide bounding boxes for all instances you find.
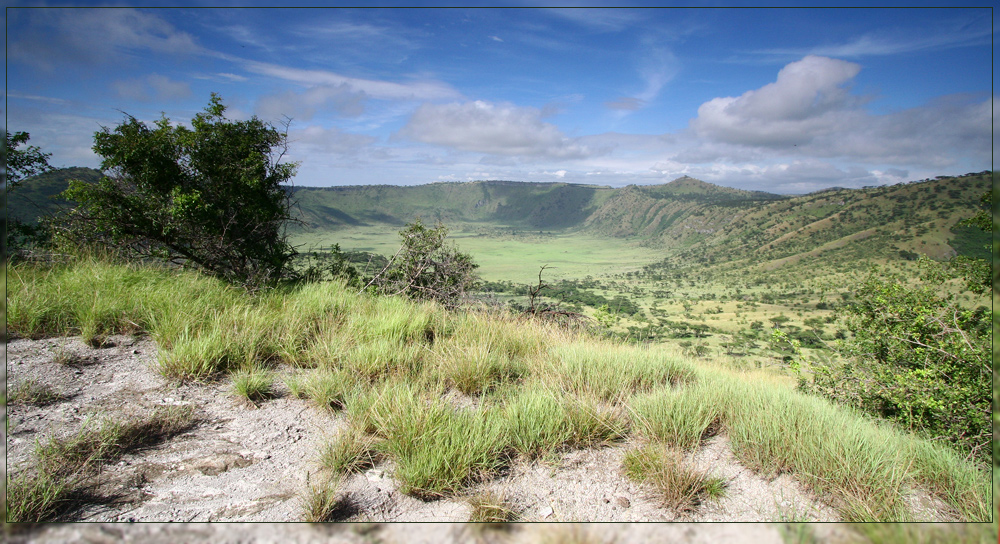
[366,219,479,308]
[5,130,55,192]
[5,131,57,259]
[61,94,299,288]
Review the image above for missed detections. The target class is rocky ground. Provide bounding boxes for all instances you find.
[3,334,973,542]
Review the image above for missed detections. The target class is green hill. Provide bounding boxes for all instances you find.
[12,169,990,275]
[648,171,992,276]
[6,167,103,224]
[290,180,616,231]
[289,172,989,270]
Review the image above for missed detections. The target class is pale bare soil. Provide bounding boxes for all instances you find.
[3,334,970,542]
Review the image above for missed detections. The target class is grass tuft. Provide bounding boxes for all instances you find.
[504,383,626,459]
[630,384,723,451]
[435,341,528,396]
[302,369,356,412]
[467,490,518,523]
[548,343,694,404]
[8,380,68,406]
[622,444,727,512]
[300,476,348,522]
[319,425,383,475]
[231,366,275,404]
[7,405,195,522]
[370,391,509,499]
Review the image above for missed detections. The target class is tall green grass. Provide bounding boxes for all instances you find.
[630,383,723,451]
[547,343,693,404]
[361,384,509,499]
[7,254,992,521]
[504,382,626,458]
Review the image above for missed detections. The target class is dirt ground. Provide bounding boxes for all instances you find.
[3,334,971,541]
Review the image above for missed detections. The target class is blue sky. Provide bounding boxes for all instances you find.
[5,5,994,193]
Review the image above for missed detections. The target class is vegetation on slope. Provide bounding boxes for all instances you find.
[6,251,991,522]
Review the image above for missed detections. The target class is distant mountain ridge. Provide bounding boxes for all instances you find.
[289,176,786,233]
[289,172,991,268]
[9,169,992,269]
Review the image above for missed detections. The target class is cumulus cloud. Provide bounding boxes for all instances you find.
[687,55,990,172]
[692,55,862,147]
[112,74,191,102]
[397,100,606,160]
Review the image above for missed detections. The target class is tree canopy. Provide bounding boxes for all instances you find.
[5,130,55,192]
[61,94,299,288]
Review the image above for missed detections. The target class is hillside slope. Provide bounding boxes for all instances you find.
[651,172,992,275]
[12,169,990,271]
[290,172,990,268]
[6,167,103,224]
[290,180,615,231]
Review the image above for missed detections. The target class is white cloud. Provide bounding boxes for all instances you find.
[112,74,191,102]
[9,9,201,70]
[692,56,862,147]
[543,8,644,32]
[216,72,248,82]
[605,97,645,111]
[687,55,990,172]
[756,22,991,59]
[256,84,366,122]
[289,125,377,157]
[397,101,607,160]
[605,43,678,113]
[245,61,461,102]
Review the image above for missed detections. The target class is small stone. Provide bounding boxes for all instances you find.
[615,496,631,508]
[540,506,553,518]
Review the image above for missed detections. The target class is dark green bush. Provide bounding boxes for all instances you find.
[803,258,992,466]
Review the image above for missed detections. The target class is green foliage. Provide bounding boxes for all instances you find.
[294,243,365,287]
[59,94,299,288]
[373,219,479,307]
[803,256,992,465]
[5,131,58,259]
[5,130,55,190]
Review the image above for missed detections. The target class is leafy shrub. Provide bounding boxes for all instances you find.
[803,257,991,465]
[369,219,479,308]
